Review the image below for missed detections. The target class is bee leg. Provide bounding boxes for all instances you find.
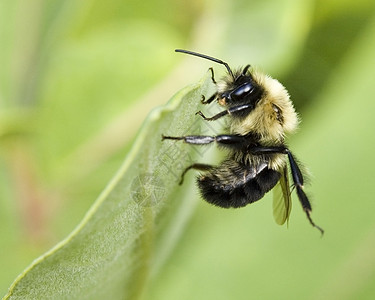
[199,68,218,105]
[162,137,285,151]
[179,163,213,185]
[246,145,324,235]
[162,134,246,148]
[201,93,217,105]
[195,110,227,121]
[208,67,216,84]
[196,103,253,121]
[162,135,215,144]
[249,146,288,154]
[286,151,324,236]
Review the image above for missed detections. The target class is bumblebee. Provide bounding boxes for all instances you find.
[162,49,323,234]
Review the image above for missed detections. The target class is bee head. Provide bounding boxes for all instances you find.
[174,49,298,142]
[174,49,263,111]
[219,65,263,109]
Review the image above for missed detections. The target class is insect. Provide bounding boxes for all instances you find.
[162,49,323,234]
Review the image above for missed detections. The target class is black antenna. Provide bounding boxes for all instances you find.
[175,49,234,79]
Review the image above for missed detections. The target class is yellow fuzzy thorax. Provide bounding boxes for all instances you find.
[229,71,299,144]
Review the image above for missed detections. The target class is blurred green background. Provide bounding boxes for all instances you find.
[1,0,375,299]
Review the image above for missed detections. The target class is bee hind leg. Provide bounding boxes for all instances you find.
[285,150,324,235]
[179,163,213,185]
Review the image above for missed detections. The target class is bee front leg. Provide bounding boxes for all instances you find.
[195,110,227,121]
[196,103,254,121]
[208,67,216,84]
[200,68,218,105]
[201,93,217,105]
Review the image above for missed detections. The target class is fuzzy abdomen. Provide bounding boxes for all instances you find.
[197,159,281,208]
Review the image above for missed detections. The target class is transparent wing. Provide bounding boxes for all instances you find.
[272,166,292,225]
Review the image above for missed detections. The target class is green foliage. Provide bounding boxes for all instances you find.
[3,74,213,299]
[1,0,375,299]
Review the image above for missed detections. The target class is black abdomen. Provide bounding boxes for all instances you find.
[197,159,280,208]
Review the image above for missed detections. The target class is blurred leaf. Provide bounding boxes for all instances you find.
[0,109,36,141]
[223,0,315,73]
[38,19,182,173]
[0,1,202,295]
[283,0,375,108]
[65,0,200,37]
[3,74,213,300]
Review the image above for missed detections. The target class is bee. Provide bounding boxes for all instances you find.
[162,49,323,234]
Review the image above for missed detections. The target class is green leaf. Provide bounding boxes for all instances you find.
[3,73,213,300]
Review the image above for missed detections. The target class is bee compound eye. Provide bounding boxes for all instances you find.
[231,82,255,100]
